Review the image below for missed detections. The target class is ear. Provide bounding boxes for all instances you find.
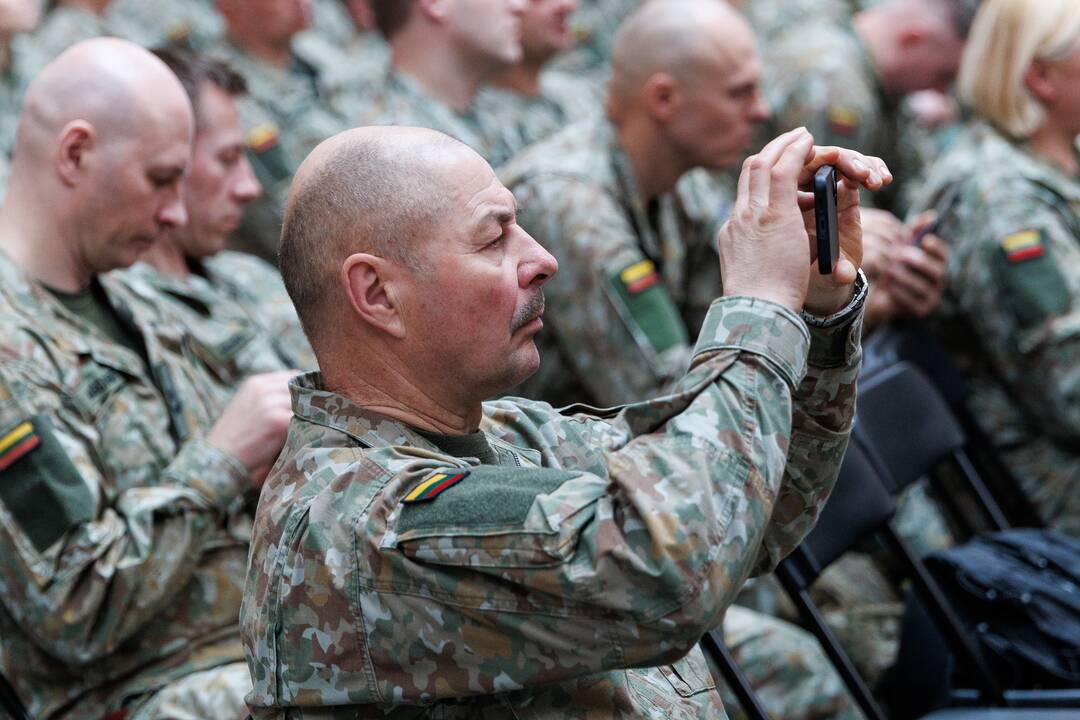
[1024,59,1056,104]
[56,120,95,187]
[416,0,446,24]
[642,72,680,123]
[342,252,407,339]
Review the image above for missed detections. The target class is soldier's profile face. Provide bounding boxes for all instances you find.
[244,0,312,42]
[395,150,557,398]
[667,31,769,171]
[448,0,526,66]
[520,0,577,58]
[80,110,192,273]
[178,83,261,259]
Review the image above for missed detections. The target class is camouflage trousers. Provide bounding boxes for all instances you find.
[721,605,861,720]
[127,662,251,720]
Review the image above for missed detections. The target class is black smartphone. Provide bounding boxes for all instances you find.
[814,165,839,275]
[912,217,939,247]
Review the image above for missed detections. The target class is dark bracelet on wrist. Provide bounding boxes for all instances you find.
[800,269,869,328]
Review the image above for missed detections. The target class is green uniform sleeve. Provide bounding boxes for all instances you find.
[0,355,247,664]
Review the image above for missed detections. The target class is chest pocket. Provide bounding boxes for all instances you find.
[660,651,716,698]
[182,324,257,384]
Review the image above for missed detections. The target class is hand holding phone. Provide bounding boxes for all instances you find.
[814,165,839,274]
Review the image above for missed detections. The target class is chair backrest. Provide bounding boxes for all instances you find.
[856,362,966,493]
[782,438,898,590]
[0,669,30,720]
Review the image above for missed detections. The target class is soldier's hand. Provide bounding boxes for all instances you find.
[797,144,891,315]
[885,234,950,319]
[208,370,297,489]
[861,208,908,280]
[719,128,820,311]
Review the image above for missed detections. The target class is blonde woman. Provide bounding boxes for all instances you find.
[915,0,1080,535]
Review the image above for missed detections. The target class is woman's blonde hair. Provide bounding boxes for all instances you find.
[957,0,1080,139]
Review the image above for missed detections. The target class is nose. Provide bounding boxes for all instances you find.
[751,90,771,122]
[232,157,262,203]
[509,0,527,16]
[519,231,558,288]
[158,191,188,229]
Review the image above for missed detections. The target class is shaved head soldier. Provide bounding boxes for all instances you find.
[241,122,877,717]
[0,38,293,719]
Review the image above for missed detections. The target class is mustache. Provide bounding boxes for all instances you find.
[511,289,545,332]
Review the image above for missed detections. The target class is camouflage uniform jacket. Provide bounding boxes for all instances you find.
[119,250,316,381]
[241,292,864,718]
[0,37,32,201]
[918,121,1080,535]
[550,0,640,90]
[106,0,226,51]
[360,70,512,167]
[475,71,601,166]
[211,39,355,262]
[745,0,852,43]
[0,251,253,718]
[499,117,734,407]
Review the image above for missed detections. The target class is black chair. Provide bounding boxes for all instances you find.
[0,670,30,720]
[699,630,772,720]
[774,440,1075,718]
[855,361,1011,536]
[862,326,1042,529]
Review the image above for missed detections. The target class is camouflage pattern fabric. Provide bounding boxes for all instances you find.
[118,251,315,381]
[476,71,601,166]
[210,39,355,261]
[744,0,852,43]
[126,662,252,720]
[549,0,640,90]
[0,251,253,718]
[301,0,389,91]
[242,292,865,717]
[499,117,733,408]
[107,0,226,50]
[915,121,1080,536]
[359,69,512,166]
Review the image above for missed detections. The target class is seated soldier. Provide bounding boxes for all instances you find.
[362,0,526,166]
[241,123,881,717]
[120,47,315,378]
[0,38,293,719]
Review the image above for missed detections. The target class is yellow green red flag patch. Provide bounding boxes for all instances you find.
[619,259,660,295]
[246,122,280,154]
[404,469,470,503]
[1001,230,1043,263]
[0,421,41,471]
[827,106,860,137]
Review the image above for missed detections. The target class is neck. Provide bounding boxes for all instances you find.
[139,234,192,279]
[614,116,686,202]
[63,0,110,16]
[229,30,294,68]
[490,56,546,97]
[322,343,482,434]
[0,184,94,292]
[391,31,492,111]
[1028,121,1080,177]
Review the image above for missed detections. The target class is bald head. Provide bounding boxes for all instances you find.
[14,38,192,174]
[609,0,752,108]
[279,126,465,345]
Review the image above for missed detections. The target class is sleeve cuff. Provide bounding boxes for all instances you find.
[802,270,868,369]
[162,437,249,513]
[693,296,811,389]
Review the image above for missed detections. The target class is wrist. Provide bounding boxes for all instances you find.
[801,269,869,328]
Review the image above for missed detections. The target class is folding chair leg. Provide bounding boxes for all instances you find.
[0,671,30,720]
[776,565,888,720]
[700,629,772,720]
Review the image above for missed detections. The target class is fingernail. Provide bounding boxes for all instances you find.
[852,159,868,173]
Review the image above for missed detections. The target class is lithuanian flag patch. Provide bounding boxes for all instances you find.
[827,106,860,137]
[0,421,41,472]
[1001,230,1044,263]
[619,259,660,295]
[246,122,280,154]
[404,469,470,503]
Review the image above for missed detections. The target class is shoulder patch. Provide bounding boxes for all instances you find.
[0,415,94,553]
[403,469,470,503]
[995,229,1069,328]
[607,259,688,356]
[1000,230,1044,263]
[827,106,860,137]
[246,122,280,153]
